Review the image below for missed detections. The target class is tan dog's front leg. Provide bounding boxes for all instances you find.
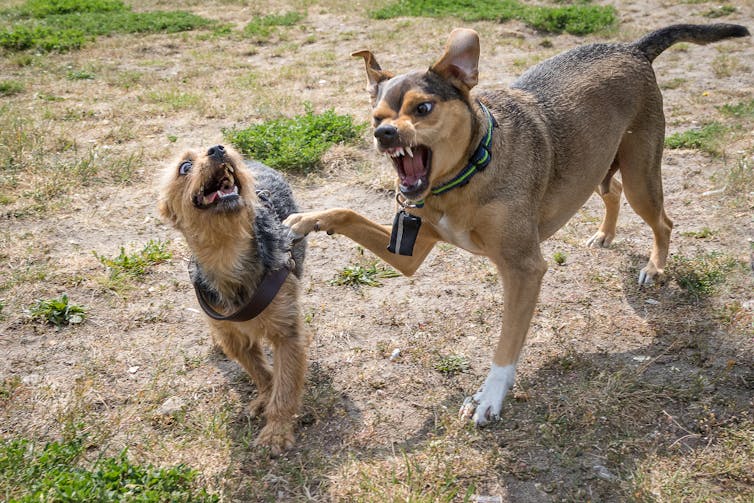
[460,249,548,426]
[285,209,438,276]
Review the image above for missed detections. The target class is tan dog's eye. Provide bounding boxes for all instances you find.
[415,102,433,116]
[179,160,192,176]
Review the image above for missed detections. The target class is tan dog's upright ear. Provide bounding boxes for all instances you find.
[430,28,480,92]
[352,50,393,103]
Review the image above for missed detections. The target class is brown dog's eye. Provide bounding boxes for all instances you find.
[415,102,433,116]
[179,160,192,176]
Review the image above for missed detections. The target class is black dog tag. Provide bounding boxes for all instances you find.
[387,210,421,256]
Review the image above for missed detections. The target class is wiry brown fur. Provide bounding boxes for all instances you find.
[286,25,749,426]
[158,146,308,455]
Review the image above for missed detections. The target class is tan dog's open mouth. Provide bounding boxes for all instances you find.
[384,144,432,198]
[193,163,242,211]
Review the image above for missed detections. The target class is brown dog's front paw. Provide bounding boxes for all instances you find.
[254,422,295,456]
[247,394,269,418]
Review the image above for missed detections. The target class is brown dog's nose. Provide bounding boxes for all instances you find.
[207,145,225,160]
[374,125,398,144]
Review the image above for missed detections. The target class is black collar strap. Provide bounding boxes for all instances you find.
[410,101,497,208]
[193,261,292,322]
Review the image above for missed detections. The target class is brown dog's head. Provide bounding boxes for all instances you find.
[353,29,481,200]
[158,145,255,233]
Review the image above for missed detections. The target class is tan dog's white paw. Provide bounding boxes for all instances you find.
[459,363,516,427]
[586,231,614,248]
[284,212,321,242]
[638,264,664,286]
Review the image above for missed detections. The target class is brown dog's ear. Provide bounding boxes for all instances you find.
[429,28,480,91]
[352,50,393,102]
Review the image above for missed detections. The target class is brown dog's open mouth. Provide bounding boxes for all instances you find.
[384,145,432,199]
[193,166,241,211]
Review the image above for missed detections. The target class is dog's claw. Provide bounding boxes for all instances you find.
[586,231,614,249]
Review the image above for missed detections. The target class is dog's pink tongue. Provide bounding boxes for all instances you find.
[204,191,219,204]
[401,155,425,184]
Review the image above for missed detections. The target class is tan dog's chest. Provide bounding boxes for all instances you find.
[432,212,485,255]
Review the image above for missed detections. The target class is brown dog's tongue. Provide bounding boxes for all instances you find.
[401,154,425,183]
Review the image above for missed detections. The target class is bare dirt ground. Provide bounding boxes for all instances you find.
[1,0,753,501]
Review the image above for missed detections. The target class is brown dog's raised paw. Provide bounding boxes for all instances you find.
[254,421,295,456]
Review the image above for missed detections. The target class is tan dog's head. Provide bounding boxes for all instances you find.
[158,145,255,234]
[353,28,480,201]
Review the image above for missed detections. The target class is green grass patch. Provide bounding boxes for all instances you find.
[225,104,364,172]
[94,239,171,279]
[702,5,736,18]
[670,252,739,299]
[29,293,85,327]
[0,435,218,502]
[19,0,127,17]
[370,0,616,35]
[329,263,400,287]
[719,99,754,119]
[664,123,727,155]
[243,11,304,41]
[553,251,567,266]
[0,0,212,52]
[0,80,23,96]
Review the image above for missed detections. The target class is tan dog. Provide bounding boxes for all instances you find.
[159,145,308,454]
[285,24,749,425]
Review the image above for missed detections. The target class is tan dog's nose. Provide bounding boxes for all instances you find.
[374,124,398,146]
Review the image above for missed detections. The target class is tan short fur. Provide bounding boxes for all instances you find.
[286,24,749,424]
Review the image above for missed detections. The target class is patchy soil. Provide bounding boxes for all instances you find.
[1,0,753,501]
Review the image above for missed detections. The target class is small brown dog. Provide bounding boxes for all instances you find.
[285,24,749,425]
[159,145,308,455]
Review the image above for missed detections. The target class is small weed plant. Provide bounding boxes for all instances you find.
[719,99,754,119]
[243,11,304,41]
[553,251,567,266]
[95,239,171,279]
[329,263,400,287]
[225,104,364,172]
[29,293,85,327]
[0,435,218,501]
[371,0,616,35]
[664,123,727,155]
[670,252,738,298]
[433,354,470,375]
[0,80,24,96]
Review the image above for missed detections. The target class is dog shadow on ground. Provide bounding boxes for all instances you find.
[211,253,752,501]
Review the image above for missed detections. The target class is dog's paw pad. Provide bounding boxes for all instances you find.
[459,396,478,420]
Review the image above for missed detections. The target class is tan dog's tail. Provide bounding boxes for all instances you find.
[634,23,749,62]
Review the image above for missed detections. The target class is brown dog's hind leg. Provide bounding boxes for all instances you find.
[586,172,623,249]
[212,324,273,417]
[255,320,308,456]
[616,128,673,285]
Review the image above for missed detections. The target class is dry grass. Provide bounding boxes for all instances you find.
[1,0,753,501]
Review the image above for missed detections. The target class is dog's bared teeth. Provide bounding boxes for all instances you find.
[397,147,405,157]
[406,146,413,158]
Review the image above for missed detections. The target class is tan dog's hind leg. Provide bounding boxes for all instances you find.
[255,321,308,456]
[285,209,439,276]
[616,129,673,285]
[586,177,623,248]
[460,245,548,426]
